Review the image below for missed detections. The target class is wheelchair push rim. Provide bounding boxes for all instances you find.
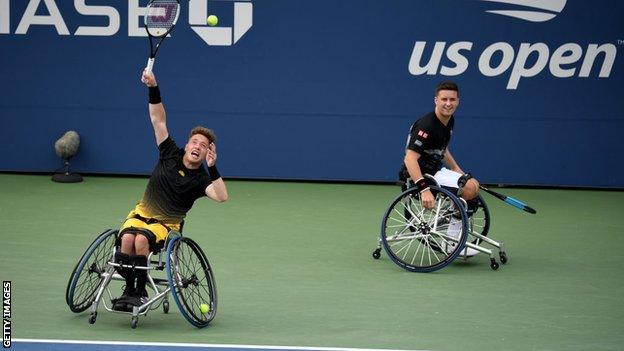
[380,186,469,272]
[166,236,217,328]
[66,229,117,313]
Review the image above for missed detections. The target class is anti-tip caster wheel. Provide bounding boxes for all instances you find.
[490,258,499,270]
[163,300,170,314]
[372,248,381,259]
[499,252,508,264]
[88,312,97,324]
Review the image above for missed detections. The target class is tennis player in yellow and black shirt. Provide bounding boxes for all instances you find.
[112,69,229,311]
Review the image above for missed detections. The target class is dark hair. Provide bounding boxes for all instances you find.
[435,81,459,96]
[189,126,216,143]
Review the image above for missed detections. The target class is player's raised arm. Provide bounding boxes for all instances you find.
[141,70,169,146]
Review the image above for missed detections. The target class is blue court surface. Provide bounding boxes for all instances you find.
[12,340,425,351]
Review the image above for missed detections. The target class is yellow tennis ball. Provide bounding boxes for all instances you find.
[207,15,218,26]
[200,303,210,314]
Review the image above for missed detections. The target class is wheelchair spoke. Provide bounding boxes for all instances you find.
[393,236,414,259]
[385,223,410,229]
[175,246,194,286]
[428,233,452,257]
[178,244,204,279]
[411,237,426,266]
[387,195,429,237]
[424,241,432,266]
[390,206,417,231]
[402,197,426,223]
[407,238,421,264]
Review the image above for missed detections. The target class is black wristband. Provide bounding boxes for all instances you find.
[414,177,430,194]
[149,85,161,104]
[208,165,221,181]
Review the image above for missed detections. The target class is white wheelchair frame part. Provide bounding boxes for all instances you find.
[66,229,217,329]
[372,175,508,272]
[456,196,506,264]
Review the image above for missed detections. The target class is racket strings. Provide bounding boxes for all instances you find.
[146,0,179,36]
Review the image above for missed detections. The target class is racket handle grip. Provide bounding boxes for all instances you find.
[145,58,155,73]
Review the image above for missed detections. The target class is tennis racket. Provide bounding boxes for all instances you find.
[144,0,180,73]
[479,186,537,214]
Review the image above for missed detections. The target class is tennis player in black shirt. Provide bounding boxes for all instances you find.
[400,81,480,209]
[112,70,229,311]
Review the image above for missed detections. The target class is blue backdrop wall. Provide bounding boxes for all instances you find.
[1,0,623,187]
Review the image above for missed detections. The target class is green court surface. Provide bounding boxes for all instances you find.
[1,174,623,351]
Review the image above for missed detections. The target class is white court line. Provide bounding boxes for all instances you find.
[13,339,430,351]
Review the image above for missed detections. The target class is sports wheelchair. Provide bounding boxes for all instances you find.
[372,175,507,272]
[65,227,217,329]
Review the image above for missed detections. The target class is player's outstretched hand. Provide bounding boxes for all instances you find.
[141,70,157,87]
[206,143,217,167]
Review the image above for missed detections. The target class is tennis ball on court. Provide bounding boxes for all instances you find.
[207,15,218,26]
[200,303,210,314]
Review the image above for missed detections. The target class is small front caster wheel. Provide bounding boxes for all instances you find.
[499,252,508,264]
[131,316,138,329]
[372,248,381,259]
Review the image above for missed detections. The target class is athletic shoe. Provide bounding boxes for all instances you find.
[127,288,149,308]
[112,285,135,312]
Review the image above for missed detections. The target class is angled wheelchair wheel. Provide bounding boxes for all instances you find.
[380,186,469,272]
[66,229,117,313]
[166,236,217,328]
[469,195,490,245]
